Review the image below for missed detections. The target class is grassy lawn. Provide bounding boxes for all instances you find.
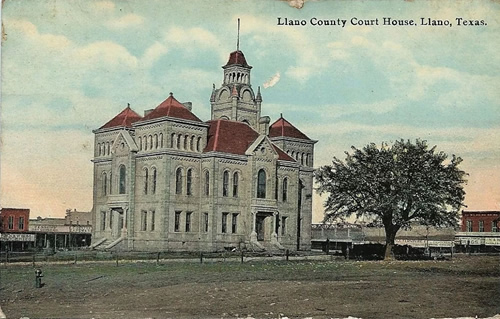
[1,254,499,318]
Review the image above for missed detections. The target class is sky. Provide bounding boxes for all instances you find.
[1,0,499,222]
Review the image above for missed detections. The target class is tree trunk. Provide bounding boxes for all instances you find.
[384,226,398,260]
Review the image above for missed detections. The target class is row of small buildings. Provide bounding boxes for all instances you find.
[0,208,92,252]
[1,207,499,252]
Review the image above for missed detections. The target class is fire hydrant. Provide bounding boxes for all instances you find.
[35,268,43,288]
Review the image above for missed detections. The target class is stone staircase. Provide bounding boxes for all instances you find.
[90,238,108,250]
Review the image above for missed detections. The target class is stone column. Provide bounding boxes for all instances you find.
[271,211,284,249]
[250,211,258,242]
[107,208,112,231]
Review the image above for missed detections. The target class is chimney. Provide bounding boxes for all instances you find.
[259,116,270,136]
[182,102,192,111]
[144,109,154,117]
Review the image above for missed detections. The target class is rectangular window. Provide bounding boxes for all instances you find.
[8,216,14,230]
[18,217,24,230]
[479,220,484,232]
[174,211,181,232]
[232,213,238,233]
[466,220,473,232]
[281,216,287,235]
[185,212,192,232]
[151,210,155,231]
[141,211,147,231]
[204,213,209,232]
[222,213,228,234]
[101,212,106,231]
[492,221,498,233]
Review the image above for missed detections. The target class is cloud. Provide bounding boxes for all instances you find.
[74,41,138,69]
[164,27,220,50]
[263,72,280,88]
[141,41,168,68]
[105,14,145,29]
[93,1,115,13]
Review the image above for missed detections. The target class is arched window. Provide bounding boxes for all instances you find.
[282,178,288,202]
[186,169,193,196]
[171,133,176,148]
[257,169,266,198]
[109,172,112,195]
[144,168,149,195]
[175,168,183,194]
[159,133,163,148]
[222,171,229,197]
[184,134,188,150]
[102,172,107,196]
[119,165,126,194]
[152,168,157,195]
[106,142,110,155]
[301,153,305,165]
[177,134,182,149]
[204,171,210,196]
[138,137,142,151]
[154,134,158,149]
[98,143,101,156]
[149,135,153,149]
[190,136,195,151]
[233,172,239,197]
[144,135,148,150]
[197,137,202,152]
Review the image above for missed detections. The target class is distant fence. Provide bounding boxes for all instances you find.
[0,249,332,265]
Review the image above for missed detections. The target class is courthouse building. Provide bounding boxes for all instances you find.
[91,45,317,252]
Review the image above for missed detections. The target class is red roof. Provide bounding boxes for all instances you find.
[204,119,294,162]
[224,50,251,68]
[273,145,295,162]
[269,116,311,140]
[140,94,202,123]
[99,105,142,130]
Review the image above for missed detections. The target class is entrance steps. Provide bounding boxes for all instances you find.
[104,236,125,250]
[90,238,107,250]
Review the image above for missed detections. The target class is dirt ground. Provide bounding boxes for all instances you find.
[1,254,499,319]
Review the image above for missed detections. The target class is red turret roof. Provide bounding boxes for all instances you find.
[269,116,311,140]
[224,50,251,68]
[140,94,202,123]
[204,119,294,162]
[99,105,142,130]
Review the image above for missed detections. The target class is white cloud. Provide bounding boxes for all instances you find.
[105,14,144,29]
[263,72,280,88]
[141,41,168,68]
[74,41,138,69]
[93,1,115,13]
[164,27,220,50]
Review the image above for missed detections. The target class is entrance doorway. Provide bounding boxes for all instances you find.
[256,215,266,241]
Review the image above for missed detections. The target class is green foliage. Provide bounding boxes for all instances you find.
[315,139,467,243]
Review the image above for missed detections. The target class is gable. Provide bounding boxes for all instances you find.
[245,135,278,160]
[112,130,138,155]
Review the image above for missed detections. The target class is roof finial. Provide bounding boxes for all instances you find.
[280,113,283,118]
[237,18,240,51]
[169,92,173,97]
[127,103,130,108]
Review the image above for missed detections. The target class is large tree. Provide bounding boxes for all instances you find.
[315,139,467,259]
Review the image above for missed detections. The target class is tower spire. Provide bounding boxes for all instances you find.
[237,18,240,51]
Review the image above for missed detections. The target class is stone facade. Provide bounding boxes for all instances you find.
[91,47,317,252]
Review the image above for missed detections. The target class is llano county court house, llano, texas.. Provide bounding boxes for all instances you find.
[90,34,317,252]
